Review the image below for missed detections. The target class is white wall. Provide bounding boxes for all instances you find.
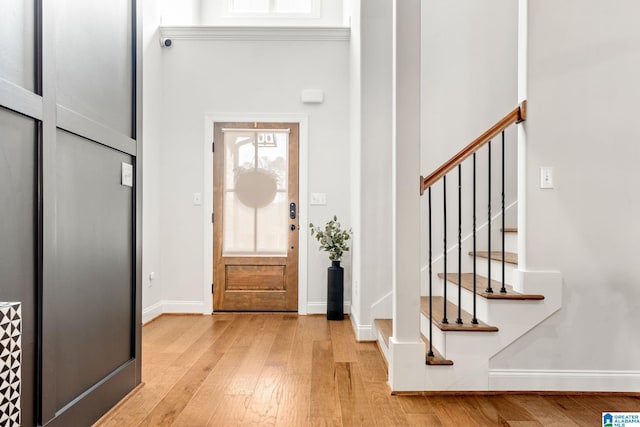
[141,30,351,315]
[347,0,362,328]
[142,0,164,322]
[420,0,519,290]
[421,0,518,173]
[492,0,640,378]
[347,0,394,340]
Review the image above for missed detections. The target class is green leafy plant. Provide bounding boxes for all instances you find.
[309,215,352,262]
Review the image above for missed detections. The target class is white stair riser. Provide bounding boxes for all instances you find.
[443,279,490,321]
[504,232,517,253]
[376,330,391,362]
[474,256,516,286]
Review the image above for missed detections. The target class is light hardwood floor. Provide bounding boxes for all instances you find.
[95,313,639,426]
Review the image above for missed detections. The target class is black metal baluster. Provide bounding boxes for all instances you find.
[428,187,434,358]
[500,131,507,293]
[472,153,478,324]
[456,165,463,324]
[486,141,493,293]
[442,176,448,324]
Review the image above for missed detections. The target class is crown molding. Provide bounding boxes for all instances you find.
[159,26,350,41]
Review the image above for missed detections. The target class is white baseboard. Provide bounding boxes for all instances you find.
[349,312,377,341]
[162,300,209,314]
[489,369,640,392]
[142,301,163,324]
[144,300,354,322]
[306,302,351,315]
[142,299,210,324]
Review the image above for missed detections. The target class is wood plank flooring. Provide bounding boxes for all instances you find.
[94,313,639,426]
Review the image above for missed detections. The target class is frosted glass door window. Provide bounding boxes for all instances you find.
[223,130,289,256]
[0,0,35,91]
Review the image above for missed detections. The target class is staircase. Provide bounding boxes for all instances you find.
[374,102,562,391]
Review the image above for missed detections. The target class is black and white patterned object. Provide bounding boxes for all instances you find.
[0,302,21,427]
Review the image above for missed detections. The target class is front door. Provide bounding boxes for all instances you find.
[213,122,299,311]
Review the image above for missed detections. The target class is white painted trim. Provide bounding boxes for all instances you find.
[161,300,209,314]
[376,328,391,364]
[142,300,210,324]
[203,113,309,314]
[306,302,351,315]
[388,337,426,392]
[517,0,528,271]
[160,26,350,41]
[489,369,640,392]
[142,301,163,324]
[516,124,527,271]
[0,77,43,120]
[349,310,376,341]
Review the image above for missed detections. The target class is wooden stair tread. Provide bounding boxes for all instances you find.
[421,333,453,366]
[374,318,392,347]
[420,296,498,332]
[502,227,518,233]
[375,319,453,365]
[471,251,518,265]
[437,273,544,300]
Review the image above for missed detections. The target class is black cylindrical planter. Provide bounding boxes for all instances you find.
[327,260,344,320]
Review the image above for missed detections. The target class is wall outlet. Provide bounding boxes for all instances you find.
[540,167,553,189]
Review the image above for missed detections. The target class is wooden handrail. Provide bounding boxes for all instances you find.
[420,100,526,194]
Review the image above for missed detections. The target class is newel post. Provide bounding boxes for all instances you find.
[389,0,424,391]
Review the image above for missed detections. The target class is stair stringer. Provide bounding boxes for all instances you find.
[418,270,562,390]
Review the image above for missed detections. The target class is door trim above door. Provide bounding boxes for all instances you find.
[203,113,309,314]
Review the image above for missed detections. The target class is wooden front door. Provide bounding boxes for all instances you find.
[213,122,299,311]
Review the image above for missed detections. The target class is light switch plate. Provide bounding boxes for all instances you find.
[310,193,327,205]
[193,192,202,205]
[121,163,133,187]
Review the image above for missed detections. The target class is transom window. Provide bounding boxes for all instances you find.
[228,0,319,17]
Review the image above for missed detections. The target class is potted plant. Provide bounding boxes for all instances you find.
[309,216,351,320]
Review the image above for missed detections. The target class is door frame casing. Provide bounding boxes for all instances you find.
[203,113,309,314]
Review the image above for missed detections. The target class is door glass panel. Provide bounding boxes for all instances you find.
[0,0,35,91]
[223,129,289,256]
[256,192,287,253]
